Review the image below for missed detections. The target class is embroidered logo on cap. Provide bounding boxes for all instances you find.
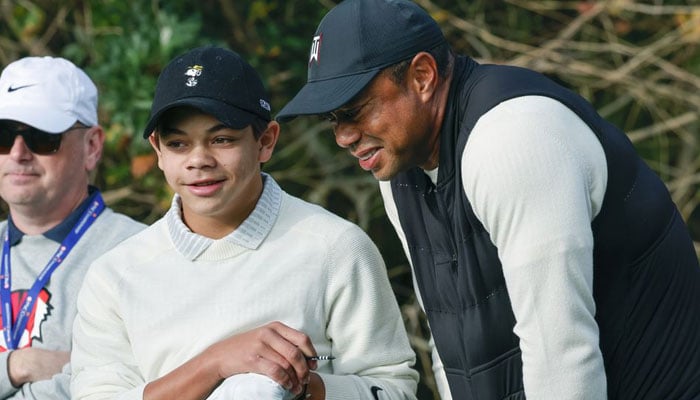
[259,99,271,111]
[184,65,203,87]
[7,84,36,93]
[309,34,322,65]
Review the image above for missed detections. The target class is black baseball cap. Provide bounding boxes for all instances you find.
[276,0,446,122]
[143,46,272,138]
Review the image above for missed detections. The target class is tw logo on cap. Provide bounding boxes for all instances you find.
[309,35,322,65]
[185,65,203,87]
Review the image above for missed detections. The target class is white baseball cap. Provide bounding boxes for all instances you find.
[0,56,98,133]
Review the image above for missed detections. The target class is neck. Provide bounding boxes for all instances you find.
[181,187,262,240]
[9,189,89,235]
[183,216,239,240]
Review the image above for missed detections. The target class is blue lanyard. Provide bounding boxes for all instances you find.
[1,191,105,350]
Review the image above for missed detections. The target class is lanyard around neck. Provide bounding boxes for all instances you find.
[0,191,105,350]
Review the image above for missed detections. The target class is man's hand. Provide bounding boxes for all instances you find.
[144,321,318,400]
[8,348,70,387]
[205,321,317,395]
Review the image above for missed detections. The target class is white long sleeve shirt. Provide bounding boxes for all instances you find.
[380,96,609,400]
[72,175,418,400]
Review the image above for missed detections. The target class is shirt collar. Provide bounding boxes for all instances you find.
[7,186,99,246]
[166,173,282,260]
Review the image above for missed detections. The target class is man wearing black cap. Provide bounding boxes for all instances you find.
[70,46,418,400]
[276,1,700,399]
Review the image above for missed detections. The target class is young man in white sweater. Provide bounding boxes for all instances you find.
[70,46,418,400]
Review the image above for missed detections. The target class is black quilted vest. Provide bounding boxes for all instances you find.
[391,56,700,400]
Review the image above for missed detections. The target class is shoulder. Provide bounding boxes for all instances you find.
[93,208,147,241]
[276,192,374,247]
[463,95,605,182]
[88,218,169,272]
[462,95,606,205]
[276,194,388,282]
[473,95,587,132]
[279,192,357,230]
[461,96,606,252]
[80,219,171,300]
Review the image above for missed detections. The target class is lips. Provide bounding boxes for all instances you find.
[191,180,221,186]
[6,171,37,176]
[358,149,377,161]
[355,147,381,171]
[4,170,39,181]
[186,179,225,196]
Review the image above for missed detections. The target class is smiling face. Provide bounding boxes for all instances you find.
[149,107,278,238]
[326,53,449,181]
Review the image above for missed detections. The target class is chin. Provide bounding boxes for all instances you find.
[371,168,396,182]
[372,161,406,181]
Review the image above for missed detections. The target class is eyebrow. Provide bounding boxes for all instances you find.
[158,123,231,137]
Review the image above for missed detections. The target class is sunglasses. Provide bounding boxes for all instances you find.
[0,124,88,155]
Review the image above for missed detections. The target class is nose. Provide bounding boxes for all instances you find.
[333,123,361,150]
[8,135,33,160]
[186,144,216,169]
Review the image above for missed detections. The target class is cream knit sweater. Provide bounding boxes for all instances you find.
[72,176,418,400]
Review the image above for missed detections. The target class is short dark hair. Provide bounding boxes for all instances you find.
[386,42,454,85]
[250,117,269,139]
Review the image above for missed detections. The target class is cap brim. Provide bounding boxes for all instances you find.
[0,106,76,133]
[275,69,380,123]
[143,97,259,138]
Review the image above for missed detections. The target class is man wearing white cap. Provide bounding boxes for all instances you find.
[0,56,144,399]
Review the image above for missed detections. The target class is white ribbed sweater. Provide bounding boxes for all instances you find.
[71,177,418,400]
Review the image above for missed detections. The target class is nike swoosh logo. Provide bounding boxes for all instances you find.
[7,84,35,92]
[371,386,384,399]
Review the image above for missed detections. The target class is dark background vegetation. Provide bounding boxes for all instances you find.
[1,1,699,398]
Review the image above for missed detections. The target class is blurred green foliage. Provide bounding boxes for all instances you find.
[1,0,699,398]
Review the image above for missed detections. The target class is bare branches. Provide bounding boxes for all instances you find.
[417,0,700,247]
[0,3,697,397]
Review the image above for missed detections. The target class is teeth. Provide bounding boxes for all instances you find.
[359,149,377,161]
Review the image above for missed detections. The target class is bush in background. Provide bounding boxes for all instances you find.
[1,1,698,398]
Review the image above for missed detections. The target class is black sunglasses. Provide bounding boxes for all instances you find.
[0,124,88,155]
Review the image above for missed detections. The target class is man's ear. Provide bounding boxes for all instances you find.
[148,133,165,170]
[408,52,440,100]
[84,125,105,172]
[258,121,280,163]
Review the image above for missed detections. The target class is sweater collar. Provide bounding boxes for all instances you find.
[166,173,282,260]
